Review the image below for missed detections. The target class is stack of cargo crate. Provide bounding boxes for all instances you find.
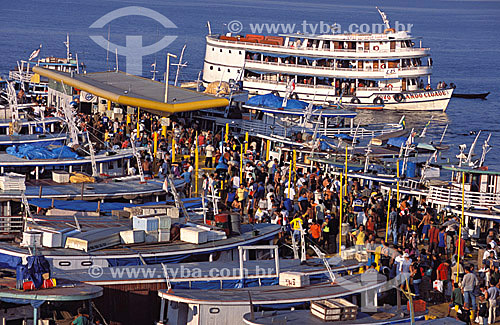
[310,298,358,322]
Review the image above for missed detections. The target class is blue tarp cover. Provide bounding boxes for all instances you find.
[6,144,81,160]
[246,93,322,110]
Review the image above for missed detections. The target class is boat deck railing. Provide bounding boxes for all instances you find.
[239,119,403,139]
[428,186,500,208]
[0,215,23,234]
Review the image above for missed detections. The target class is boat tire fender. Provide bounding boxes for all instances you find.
[271,90,280,97]
[394,93,404,103]
[351,96,361,104]
[291,93,299,100]
[373,97,384,105]
[373,45,379,51]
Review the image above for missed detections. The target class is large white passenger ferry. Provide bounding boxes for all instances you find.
[203,11,453,111]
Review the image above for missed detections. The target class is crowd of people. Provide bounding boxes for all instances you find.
[56,108,500,324]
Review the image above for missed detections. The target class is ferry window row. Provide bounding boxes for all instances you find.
[210,46,242,55]
[209,66,233,73]
[245,52,428,70]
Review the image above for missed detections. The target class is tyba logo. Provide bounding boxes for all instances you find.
[89,6,177,75]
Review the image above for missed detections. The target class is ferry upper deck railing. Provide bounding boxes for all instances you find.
[427,185,500,208]
[208,35,431,54]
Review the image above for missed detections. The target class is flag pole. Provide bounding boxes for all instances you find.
[456,172,465,282]
[344,145,348,197]
[396,160,400,208]
[339,173,343,255]
[195,131,199,195]
[385,189,391,242]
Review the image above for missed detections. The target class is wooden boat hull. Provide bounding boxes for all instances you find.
[452,92,489,99]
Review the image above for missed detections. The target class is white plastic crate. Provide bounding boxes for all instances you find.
[279,271,310,288]
[52,171,70,183]
[156,215,172,230]
[158,229,170,242]
[120,230,145,244]
[206,230,227,241]
[21,231,42,248]
[133,216,159,232]
[180,227,208,244]
[41,228,74,248]
[0,173,26,191]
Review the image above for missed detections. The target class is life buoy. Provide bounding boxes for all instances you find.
[394,93,404,103]
[373,97,384,105]
[387,84,393,89]
[373,45,379,51]
[291,93,299,100]
[351,96,361,104]
[271,90,280,97]
[381,64,386,69]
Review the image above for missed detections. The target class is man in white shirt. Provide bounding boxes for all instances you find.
[205,142,215,168]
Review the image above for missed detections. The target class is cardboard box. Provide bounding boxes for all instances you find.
[279,271,310,288]
[180,227,208,244]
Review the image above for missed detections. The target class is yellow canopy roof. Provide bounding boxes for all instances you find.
[33,66,228,114]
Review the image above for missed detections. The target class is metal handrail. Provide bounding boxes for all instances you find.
[0,215,24,233]
[428,186,500,208]
[239,120,403,139]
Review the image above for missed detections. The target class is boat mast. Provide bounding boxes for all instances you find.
[466,131,481,167]
[173,44,187,87]
[64,33,71,60]
[478,133,492,167]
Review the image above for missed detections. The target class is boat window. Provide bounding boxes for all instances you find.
[81,261,93,266]
[227,69,230,73]
[58,261,71,267]
[239,51,242,55]
[212,47,214,51]
[210,66,213,70]
[229,50,231,54]
[193,306,198,315]
[209,307,220,314]
[220,49,222,52]
[218,67,221,71]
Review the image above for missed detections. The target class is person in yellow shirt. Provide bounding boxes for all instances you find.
[374,239,385,271]
[350,225,366,252]
[290,215,303,242]
[235,184,246,215]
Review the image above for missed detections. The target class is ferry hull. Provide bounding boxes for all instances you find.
[240,79,453,112]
